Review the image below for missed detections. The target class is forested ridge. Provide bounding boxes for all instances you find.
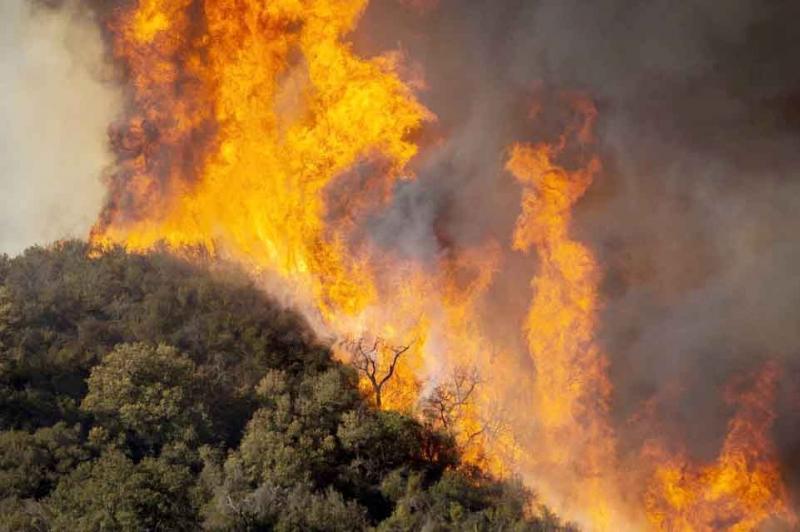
[0,241,571,531]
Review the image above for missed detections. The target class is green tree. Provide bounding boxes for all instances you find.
[0,422,89,500]
[378,468,573,531]
[234,368,359,489]
[81,343,209,454]
[338,409,457,493]
[47,450,198,531]
[0,243,570,531]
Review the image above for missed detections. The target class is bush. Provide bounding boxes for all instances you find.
[0,243,569,530]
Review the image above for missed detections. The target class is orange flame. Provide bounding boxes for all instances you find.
[506,96,620,527]
[644,362,796,531]
[95,0,429,320]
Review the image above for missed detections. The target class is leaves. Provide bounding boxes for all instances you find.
[47,451,197,531]
[82,343,209,453]
[0,243,568,531]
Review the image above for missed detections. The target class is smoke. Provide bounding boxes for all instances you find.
[0,0,120,255]
[355,0,800,492]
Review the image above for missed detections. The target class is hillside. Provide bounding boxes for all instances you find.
[0,242,570,531]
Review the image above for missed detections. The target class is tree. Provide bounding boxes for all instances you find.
[0,244,568,531]
[423,366,482,434]
[421,367,515,464]
[338,410,448,484]
[47,450,198,531]
[0,422,88,500]
[344,337,409,409]
[0,496,49,532]
[231,368,359,489]
[81,343,209,453]
[378,468,575,531]
[0,285,16,348]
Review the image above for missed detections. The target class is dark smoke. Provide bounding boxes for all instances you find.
[354,0,800,503]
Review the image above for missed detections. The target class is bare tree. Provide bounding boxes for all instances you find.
[423,365,481,432]
[420,365,519,458]
[472,398,512,450]
[343,337,410,408]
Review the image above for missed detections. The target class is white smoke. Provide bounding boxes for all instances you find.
[0,0,120,255]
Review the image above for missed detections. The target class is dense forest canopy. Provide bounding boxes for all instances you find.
[0,241,571,531]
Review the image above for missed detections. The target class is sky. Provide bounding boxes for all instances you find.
[0,0,119,255]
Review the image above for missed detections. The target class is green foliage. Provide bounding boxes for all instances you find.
[0,242,571,531]
[82,342,210,453]
[0,422,88,500]
[47,450,197,531]
[200,476,369,531]
[235,368,358,488]
[378,468,573,531]
[0,496,49,532]
[0,241,328,438]
[339,410,457,482]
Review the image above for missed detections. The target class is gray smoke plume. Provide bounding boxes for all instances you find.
[0,0,120,255]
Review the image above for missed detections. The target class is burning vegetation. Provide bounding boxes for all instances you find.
[644,363,795,530]
[86,0,798,529]
[3,0,800,530]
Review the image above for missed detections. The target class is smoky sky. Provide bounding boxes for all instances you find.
[0,0,120,255]
[355,0,800,490]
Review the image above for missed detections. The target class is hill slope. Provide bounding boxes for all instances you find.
[0,242,571,531]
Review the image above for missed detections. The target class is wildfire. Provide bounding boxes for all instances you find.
[94,0,428,319]
[507,96,619,527]
[89,1,796,530]
[645,362,796,531]
[93,0,504,466]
